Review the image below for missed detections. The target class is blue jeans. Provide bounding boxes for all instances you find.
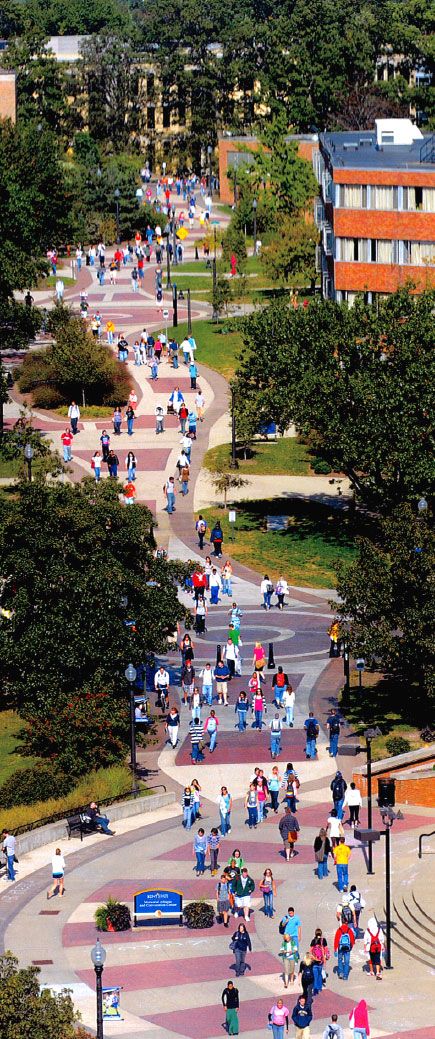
[220,811,230,835]
[6,854,16,881]
[306,738,317,758]
[203,686,213,705]
[94,466,101,482]
[96,814,112,834]
[263,891,274,917]
[263,592,271,609]
[335,798,345,820]
[338,947,350,979]
[248,806,258,827]
[353,1031,367,1039]
[128,466,136,481]
[210,586,219,604]
[127,417,134,435]
[274,686,284,705]
[336,863,349,890]
[183,807,192,829]
[209,729,217,752]
[329,733,339,756]
[191,707,201,721]
[254,710,263,729]
[222,579,232,595]
[109,464,118,478]
[270,734,281,757]
[195,851,205,872]
[271,1025,284,1039]
[270,789,279,811]
[191,743,204,763]
[312,961,323,993]
[181,480,188,495]
[317,856,329,879]
[166,492,175,513]
[285,705,294,726]
[237,710,247,731]
[114,423,121,435]
[257,800,265,822]
[63,446,72,462]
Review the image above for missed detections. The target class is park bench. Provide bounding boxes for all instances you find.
[66,813,99,841]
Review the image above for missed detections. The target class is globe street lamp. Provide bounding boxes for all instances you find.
[114,188,121,244]
[417,497,428,514]
[90,939,106,1039]
[24,443,34,482]
[125,663,138,793]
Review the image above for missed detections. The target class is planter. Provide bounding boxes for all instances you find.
[183,900,215,929]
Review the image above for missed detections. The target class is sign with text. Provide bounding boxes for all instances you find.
[134,888,183,927]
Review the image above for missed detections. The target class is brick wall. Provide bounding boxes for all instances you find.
[0,72,16,123]
[333,169,435,187]
[353,755,435,807]
[334,210,435,240]
[218,137,318,204]
[335,261,435,292]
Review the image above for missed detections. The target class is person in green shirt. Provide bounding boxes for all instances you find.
[227,623,242,647]
[278,933,299,987]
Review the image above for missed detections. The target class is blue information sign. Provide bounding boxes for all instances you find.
[134,888,183,927]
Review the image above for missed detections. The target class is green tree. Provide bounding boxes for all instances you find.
[261,214,318,288]
[233,289,435,510]
[0,479,188,714]
[211,468,247,507]
[78,33,141,151]
[252,116,318,214]
[3,36,71,134]
[212,277,233,318]
[334,503,435,709]
[0,951,83,1039]
[21,0,133,35]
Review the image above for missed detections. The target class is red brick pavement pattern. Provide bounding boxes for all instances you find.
[63,915,259,948]
[84,877,224,903]
[148,377,193,393]
[144,991,362,1037]
[95,415,178,429]
[155,839,316,866]
[77,950,278,992]
[73,448,170,470]
[175,728,307,767]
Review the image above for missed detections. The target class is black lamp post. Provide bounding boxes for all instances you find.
[90,939,106,1039]
[114,188,121,244]
[252,198,257,248]
[165,230,171,288]
[230,385,238,469]
[125,662,138,793]
[207,144,213,196]
[187,288,192,335]
[379,804,404,969]
[172,207,178,267]
[24,443,34,482]
[363,726,381,874]
[342,634,350,695]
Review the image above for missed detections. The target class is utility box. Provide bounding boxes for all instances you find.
[378,777,396,807]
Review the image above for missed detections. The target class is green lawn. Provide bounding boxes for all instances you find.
[0,710,35,787]
[55,404,114,419]
[37,275,75,289]
[0,456,21,478]
[201,500,358,589]
[167,318,244,380]
[339,672,427,760]
[203,438,311,476]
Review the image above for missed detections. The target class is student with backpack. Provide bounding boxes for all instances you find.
[330,771,347,820]
[196,515,207,549]
[322,1015,344,1039]
[304,712,320,759]
[283,763,300,813]
[326,708,342,757]
[336,893,356,932]
[269,713,283,759]
[272,666,289,707]
[313,827,332,879]
[363,916,385,979]
[334,918,355,980]
[260,574,274,610]
[333,837,352,892]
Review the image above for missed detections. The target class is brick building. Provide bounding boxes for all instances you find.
[218,134,318,204]
[0,69,16,122]
[315,119,435,302]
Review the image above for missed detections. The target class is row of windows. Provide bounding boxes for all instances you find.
[335,237,435,266]
[146,104,186,130]
[336,184,435,212]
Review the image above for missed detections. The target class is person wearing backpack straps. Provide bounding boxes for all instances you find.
[304,712,319,759]
[334,917,355,980]
[330,770,347,821]
[336,893,356,934]
[363,915,385,979]
[322,1014,344,1039]
[313,827,332,880]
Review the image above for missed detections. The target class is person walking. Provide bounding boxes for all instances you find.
[279,807,300,860]
[207,827,220,875]
[330,771,347,820]
[164,476,176,513]
[245,783,259,828]
[214,659,230,706]
[112,407,122,435]
[252,642,266,682]
[61,427,73,462]
[349,999,370,1038]
[235,691,249,731]
[283,685,295,727]
[180,461,190,496]
[268,766,282,813]
[106,449,119,478]
[199,663,214,705]
[334,918,355,980]
[348,884,366,933]
[344,783,363,828]
[210,567,222,605]
[279,933,299,988]
[195,596,208,634]
[125,404,135,436]
[283,765,300,813]
[100,430,110,460]
[272,666,289,708]
[165,706,180,748]
[155,403,165,434]
[298,953,314,1005]
[280,907,302,950]
[182,787,194,829]
[191,778,202,820]
[327,808,344,848]
[323,1016,344,1039]
[222,981,239,1034]
[230,922,252,976]
[309,928,329,995]
[304,713,319,759]
[268,999,290,1039]
[1,829,16,881]
[205,710,219,753]
[196,514,207,549]
[326,709,342,758]
[363,916,385,979]
[182,661,196,705]
[261,574,273,610]
[219,785,232,833]
[92,450,102,482]
[68,401,80,435]
[291,996,312,1039]
[210,520,223,557]
[270,713,283,759]
[123,478,136,505]
[125,451,137,482]
[217,874,232,928]
[253,687,266,730]
[189,717,204,763]
[47,847,65,899]
[222,560,233,596]
[234,867,255,921]
[193,827,207,875]
[260,868,277,918]
[275,576,289,610]
[333,837,351,892]
[254,771,269,822]
[313,827,332,880]
[224,638,240,679]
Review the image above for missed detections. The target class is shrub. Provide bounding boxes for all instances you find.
[385,736,411,757]
[32,386,64,410]
[311,458,332,475]
[0,764,70,808]
[183,901,215,929]
[18,354,54,393]
[20,691,129,777]
[95,897,131,932]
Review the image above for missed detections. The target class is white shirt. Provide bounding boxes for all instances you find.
[200,668,213,686]
[3,834,16,855]
[344,787,363,807]
[195,393,204,408]
[210,572,222,588]
[154,669,170,689]
[68,404,80,418]
[270,717,282,732]
[52,853,65,874]
[180,435,191,452]
[224,642,239,662]
[260,578,271,594]
[328,815,342,839]
[283,689,295,708]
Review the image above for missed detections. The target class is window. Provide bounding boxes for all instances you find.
[371,186,397,210]
[323,225,333,254]
[422,189,435,212]
[314,198,325,227]
[404,241,435,266]
[377,240,393,263]
[403,186,427,210]
[146,105,155,131]
[147,74,155,100]
[162,104,170,129]
[337,238,369,261]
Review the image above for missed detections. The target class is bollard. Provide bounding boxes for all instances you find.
[268,642,275,669]
[216,643,221,666]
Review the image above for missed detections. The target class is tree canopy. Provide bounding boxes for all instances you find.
[233,289,435,510]
[0,952,87,1039]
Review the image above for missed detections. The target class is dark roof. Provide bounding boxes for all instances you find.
[320,131,435,172]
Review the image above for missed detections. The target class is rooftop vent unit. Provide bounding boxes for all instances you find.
[343,142,359,150]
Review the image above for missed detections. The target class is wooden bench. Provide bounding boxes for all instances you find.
[66,813,99,841]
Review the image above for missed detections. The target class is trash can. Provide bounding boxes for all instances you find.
[378,777,395,807]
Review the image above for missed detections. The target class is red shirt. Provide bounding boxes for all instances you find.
[61,432,73,447]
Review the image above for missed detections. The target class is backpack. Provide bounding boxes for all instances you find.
[306,721,318,740]
[341,905,353,925]
[369,929,382,954]
[271,720,281,732]
[338,930,351,951]
[197,520,206,533]
[329,720,340,736]
[279,916,288,935]
[332,778,345,800]
[267,581,274,594]
[276,672,286,687]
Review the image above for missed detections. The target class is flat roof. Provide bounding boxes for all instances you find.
[320,131,435,171]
